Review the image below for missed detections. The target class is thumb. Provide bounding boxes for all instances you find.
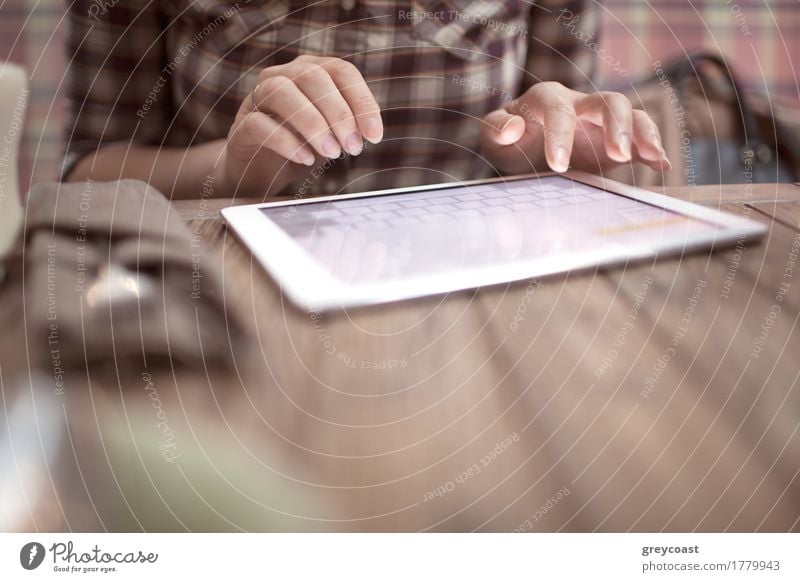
[481,110,526,147]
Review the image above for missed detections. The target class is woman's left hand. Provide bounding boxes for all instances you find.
[480,82,671,175]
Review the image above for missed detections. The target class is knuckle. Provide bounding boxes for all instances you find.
[262,75,292,94]
[282,64,304,80]
[296,108,326,131]
[528,82,566,104]
[335,108,354,124]
[551,102,577,120]
[295,62,326,80]
[327,58,358,76]
[602,91,630,108]
[308,63,327,76]
[533,81,566,99]
[540,81,565,92]
[356,92,376,109]
[527,85,546,100]
[257,67,273,82]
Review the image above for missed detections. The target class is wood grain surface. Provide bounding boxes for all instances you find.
[3,183,799,532]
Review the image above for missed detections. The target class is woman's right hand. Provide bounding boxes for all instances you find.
[218,55,384,196]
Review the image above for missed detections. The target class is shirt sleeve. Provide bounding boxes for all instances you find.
[523,0,600,92]
[62,0,172,179]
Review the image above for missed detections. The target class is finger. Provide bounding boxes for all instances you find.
[481,110,526,146]
[632,109,672,170]
[541,99,577,173]
[576,91,633,163]
[322,59,384,144]
[254,76,342,159]
[288,63,363,156]
[510,86,578,173]
[230,111,315,166]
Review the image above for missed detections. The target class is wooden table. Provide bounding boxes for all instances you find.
[3,183,799,532]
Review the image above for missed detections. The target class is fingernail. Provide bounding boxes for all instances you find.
[297,148,315,166]
[345,132,363,156]
[553,146,569,172]
[500,117,516,134]
[364,117,383,144]
[321,134,341,158]
[656,141,671,163]
[619,133,632,159]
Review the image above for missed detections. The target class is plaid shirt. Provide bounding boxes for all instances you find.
[65,0,599,196]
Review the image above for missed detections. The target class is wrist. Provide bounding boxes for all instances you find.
[202,140,238,196]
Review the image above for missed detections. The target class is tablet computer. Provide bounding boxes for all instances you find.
[222,171,766,311]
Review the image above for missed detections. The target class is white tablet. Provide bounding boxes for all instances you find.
[222,171,766,311]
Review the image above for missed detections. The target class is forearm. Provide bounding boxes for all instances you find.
[65,140,295,199]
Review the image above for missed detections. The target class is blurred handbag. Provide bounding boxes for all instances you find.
[1,179,245,374]
[607,51,800,188]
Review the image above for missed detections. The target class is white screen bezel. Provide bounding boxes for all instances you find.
[221,171,766,311]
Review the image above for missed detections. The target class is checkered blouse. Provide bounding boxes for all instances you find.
[65,0,599,196]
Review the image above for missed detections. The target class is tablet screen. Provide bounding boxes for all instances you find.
[261,176,718,285]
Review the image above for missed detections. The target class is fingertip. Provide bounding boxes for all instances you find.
[646,156,671,172]
[320,134,342,159]
[652,142,672,170]
[295,147,315,166]
[363,116,383,144]
[495,115,525,146]
[658,145,672,170]
[344,132,364,156]
[637,147,661,164]
[365,133,383,145]
[607,133,632,163]
[636,134,664,164]
[548,146,570,173]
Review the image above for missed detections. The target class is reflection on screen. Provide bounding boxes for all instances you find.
[262,176,718,285]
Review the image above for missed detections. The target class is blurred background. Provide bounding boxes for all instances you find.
[2,0,799,192]
[599,0,800,99]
